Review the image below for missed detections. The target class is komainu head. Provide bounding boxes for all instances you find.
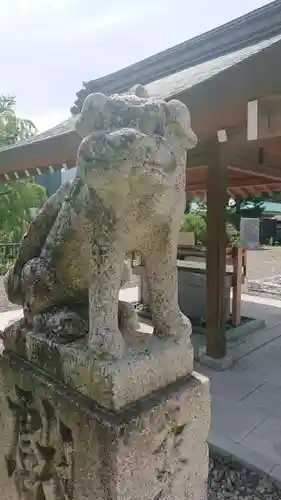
[75,84,197,150]
[75,85,197,203]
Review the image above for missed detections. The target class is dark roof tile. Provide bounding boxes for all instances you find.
[71,0,281,113]
[1,34,280,152]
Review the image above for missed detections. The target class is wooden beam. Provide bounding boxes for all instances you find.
[227,146,281,180]
[0,165,63,184]
[187,144,210,168]
[0,131,79,175]
[230,162,281,180]
[187,178,281,191]
[227,177,281,189]
[188,140,281,179]
[206,141,227,359]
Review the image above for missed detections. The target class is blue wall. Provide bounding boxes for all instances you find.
[36,167,77,196]
[36,170,62,196]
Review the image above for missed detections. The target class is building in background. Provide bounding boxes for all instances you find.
[36,167,77,196]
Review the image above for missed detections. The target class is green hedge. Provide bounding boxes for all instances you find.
[181,213,240,247]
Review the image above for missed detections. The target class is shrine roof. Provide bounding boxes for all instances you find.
[1,33,280,156]
[72,0,281,113]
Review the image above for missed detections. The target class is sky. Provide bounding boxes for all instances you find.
[1,0,273,132]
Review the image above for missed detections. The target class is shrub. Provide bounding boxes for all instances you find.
[181,213,206,246]
[181,214,240,248]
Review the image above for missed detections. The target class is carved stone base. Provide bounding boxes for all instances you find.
[0,324,210,500]
[3,319,194,410]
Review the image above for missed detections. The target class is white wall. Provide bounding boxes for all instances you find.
[61,166,77,184]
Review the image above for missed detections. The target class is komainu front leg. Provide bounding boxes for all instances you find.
[144,238,192,342]
[88,243,126,358]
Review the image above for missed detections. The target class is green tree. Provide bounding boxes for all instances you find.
[191,194,266,229]
[0,181,46,242]
[0,95,47,242]
[0,95,36,146]
[227,195,265,229]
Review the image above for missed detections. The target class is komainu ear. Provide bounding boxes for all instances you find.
[165,99,198,149]
[75,92,109,139]
[128,84,149,98]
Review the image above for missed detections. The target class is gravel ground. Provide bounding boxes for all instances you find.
[208,452,280,499]
[246,247,281,282]
[243,247,281,299]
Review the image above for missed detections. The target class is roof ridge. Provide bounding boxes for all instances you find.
[71,0,281,113]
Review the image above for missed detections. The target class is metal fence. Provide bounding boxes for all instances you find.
[0,243,20,274]
[0,243,20,260]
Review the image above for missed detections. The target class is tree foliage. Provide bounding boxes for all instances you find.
[190,194,266,230]
[0,95,47,243]
[0,95,36,146]
[181,213,206,245]
[0,181,46,242]
[181,212,239,247]
[227,195,265,229]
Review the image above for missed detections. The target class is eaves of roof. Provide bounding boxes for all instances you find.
[1,34,279,154]
[71,0,281,113]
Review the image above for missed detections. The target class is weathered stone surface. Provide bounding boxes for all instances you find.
[240,217,260,249]
[5,84,197,360]
[2,320,193,410]
[0,86,210,500]
[0,350,210,500]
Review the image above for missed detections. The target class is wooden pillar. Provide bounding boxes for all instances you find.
[206,141,228,358]
[232,246,243,326]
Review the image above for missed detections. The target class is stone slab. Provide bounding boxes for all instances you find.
[242,415,281,465]
[236,346,281,387]
[192,317,266,363]
[2,320,193,411]
[192,318,266,362]
[206,368,264,403]
[200,354,233,371]
[210,399,266,443]
[0,350,210,500]
[270,464,281,488]
[225,322,281,361]
[242,382,281,419]
[226,318,266,342]
[208,431,276,475]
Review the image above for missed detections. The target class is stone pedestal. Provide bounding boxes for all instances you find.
[0,322,210,500]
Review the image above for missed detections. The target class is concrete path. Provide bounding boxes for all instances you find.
[198,293,281,485]
[2,290,281,483]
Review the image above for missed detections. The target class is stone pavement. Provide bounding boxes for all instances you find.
[2,290,281,485]
[198,293,281,486]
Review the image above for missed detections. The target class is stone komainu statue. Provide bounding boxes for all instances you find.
[5,84,197,358]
